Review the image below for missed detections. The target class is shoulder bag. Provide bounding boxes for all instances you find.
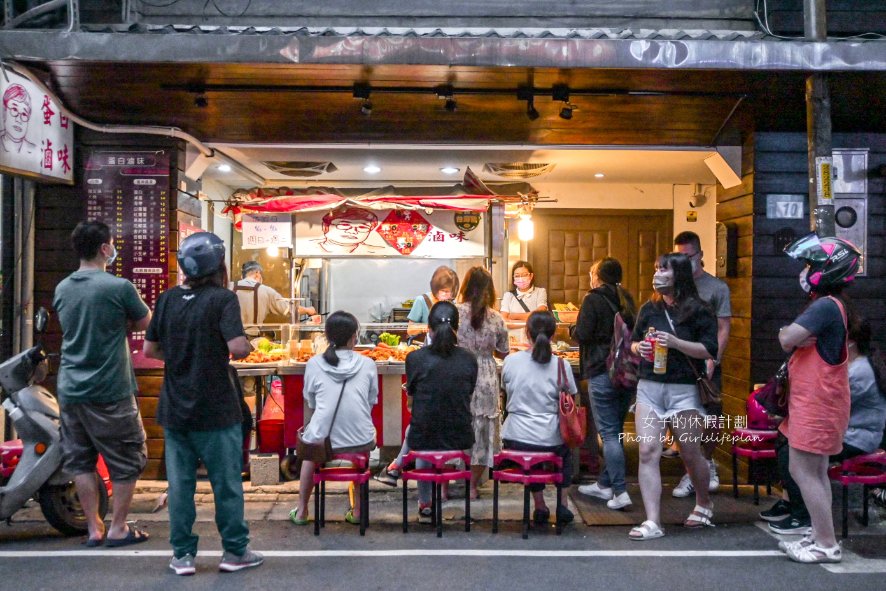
[664,308,721,414]
[296,379,347,465]
[755,361,790,418]
[558,357,587,447]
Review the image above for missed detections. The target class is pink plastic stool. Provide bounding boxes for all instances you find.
[400,450,471,538]
[731,428,778,505]
[313,452,371,536]
[492,450,564,539]
[828,450,886,539]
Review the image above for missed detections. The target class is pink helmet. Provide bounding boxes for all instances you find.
[747,386,781,430]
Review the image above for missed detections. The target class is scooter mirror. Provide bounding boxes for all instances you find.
[34,307,49,334]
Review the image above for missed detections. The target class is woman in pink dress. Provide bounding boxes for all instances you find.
[777,233,861,564]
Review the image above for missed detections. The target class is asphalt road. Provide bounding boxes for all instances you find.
[1,519,885,591]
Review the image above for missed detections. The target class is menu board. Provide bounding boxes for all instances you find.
[84,149,170,368]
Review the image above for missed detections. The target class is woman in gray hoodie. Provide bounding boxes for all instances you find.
[289,311,379,525]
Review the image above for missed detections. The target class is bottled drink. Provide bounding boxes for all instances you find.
[653,334,668,374]
[643,327,657,362]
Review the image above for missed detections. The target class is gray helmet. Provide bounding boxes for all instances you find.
[177,232,225,279]
[241,260,263,278]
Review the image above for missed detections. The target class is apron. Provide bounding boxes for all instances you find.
[779,296,850,456]
[233,281,261,337]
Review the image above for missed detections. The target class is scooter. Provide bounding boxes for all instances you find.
[0,308,112,535]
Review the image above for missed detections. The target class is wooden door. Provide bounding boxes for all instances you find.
[529,209,673,307]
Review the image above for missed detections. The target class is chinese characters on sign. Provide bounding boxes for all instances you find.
[241,213,293,250]
[84,149,170,368]
[0,69,74,183]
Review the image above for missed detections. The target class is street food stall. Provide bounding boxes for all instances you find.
[222,170,580,467]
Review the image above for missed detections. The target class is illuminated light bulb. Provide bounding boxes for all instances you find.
[266,246,280,257]
[517,213,534,241]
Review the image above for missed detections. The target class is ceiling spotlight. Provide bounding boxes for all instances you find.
[435,85,457,112]
[526,98,540,121]
[559,104,573,120]
[217,164,232,173]
[552,84,570,103]
[444,98,457,112]
[360,99,373,116]
[440,167,460,175]
[594,172,605,179]
[353,83,372,116]
[194,94,208,108]
[363,164,381,174]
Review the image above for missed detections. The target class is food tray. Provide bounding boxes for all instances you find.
[231,361,281,368]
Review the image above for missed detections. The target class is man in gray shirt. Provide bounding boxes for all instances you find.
[671,230,732,498]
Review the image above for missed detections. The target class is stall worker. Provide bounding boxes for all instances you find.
[499,261,548,347]
[232,260,316,331]
[406,265,460,336]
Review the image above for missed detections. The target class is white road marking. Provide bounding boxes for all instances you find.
[0,549,783,558]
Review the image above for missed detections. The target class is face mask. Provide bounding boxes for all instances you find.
[514,278,531,290]
[106,243,118,266]
[652,272,674,295]
[799,267,811,293]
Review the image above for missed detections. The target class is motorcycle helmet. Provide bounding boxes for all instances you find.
[177,232,225,279]
[747,387,780,430]
[783,232,861,291]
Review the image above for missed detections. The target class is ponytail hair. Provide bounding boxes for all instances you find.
[527,310,557,364]
[322,310,359,367]
[427,301,459,356]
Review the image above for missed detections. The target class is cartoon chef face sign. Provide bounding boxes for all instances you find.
[318,206,380,253]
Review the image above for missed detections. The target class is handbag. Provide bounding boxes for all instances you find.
[754,361,789,418]
[557,357,587,447]
[296,379,347,465]
[664,308,721,414]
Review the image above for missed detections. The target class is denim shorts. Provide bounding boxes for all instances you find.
[635,379,704,419]
[60,396,147,482]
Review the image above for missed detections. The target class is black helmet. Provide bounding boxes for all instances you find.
[177,232,225,279]
[784,232,861,291]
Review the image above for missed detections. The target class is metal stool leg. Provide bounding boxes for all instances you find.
[863,485,870,527]
[842,484,849,539]
[522,485,530,540]
[492,477,499,534]
[555,486,563,536]
[402,479,408,533]
[359,482,367,536]
[435,481,443,538]
[314,482,321,536]
[732,450,739,498]
[750,459,759,505]
[465,476,471,532]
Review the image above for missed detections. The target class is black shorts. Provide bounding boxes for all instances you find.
[60,396,147,482]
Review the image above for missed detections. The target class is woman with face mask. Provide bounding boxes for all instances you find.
[500,261,548,346]
[626,253,718,541]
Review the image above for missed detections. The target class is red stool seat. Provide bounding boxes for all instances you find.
[491,450,564,539]
[400,450,471,538]
[827,450,886,539]
[312,452,371,536]
[731,429,778,505]
[0,439,23,479]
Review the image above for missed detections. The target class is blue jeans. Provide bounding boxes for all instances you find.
[589,373,632,494]
[164,424,250,558]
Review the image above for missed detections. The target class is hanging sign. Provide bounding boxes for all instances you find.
[815,156,834,205]
[0,69,74,183]
[242,213,293,250]
[294,206,485,257]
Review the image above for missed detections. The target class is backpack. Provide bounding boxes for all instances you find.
[601,295,641,390]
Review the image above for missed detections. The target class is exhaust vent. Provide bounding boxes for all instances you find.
[483,162,555,179]
[262,161,338,177]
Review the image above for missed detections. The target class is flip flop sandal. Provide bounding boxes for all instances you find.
[629,520,664,541]
[684,505,715,528]
[81,536,105,548]
[289,509,309,525]
[105,526,150,547]
[344,509,360,525]
[786,542,842,564]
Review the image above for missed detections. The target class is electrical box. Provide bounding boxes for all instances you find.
[833,149,868,276]
[715,221,737,278]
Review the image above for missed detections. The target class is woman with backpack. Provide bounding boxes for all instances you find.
[573,257,637,511]
[628,253,718,541]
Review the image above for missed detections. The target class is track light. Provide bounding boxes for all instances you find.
[559,104,573,120]
[353,83,372,116]
[526,97,540,121]
[551,84,574,119]
[194,94,208,108]
[435,85,457,112]
[444,98,457,112]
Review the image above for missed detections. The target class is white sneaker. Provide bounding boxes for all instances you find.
[672,473,694,498]
[708,460,720,493]
[607,491,633,510]
[578,482,613,501]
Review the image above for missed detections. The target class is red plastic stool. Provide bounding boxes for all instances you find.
[400,450,471,538]
[828,450,886,539]
[313,452,371,536]
[492,450,564,539]
[731,428,778,505]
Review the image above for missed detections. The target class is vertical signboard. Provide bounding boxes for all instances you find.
[0,69,74,183]
[84,149,170,368]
